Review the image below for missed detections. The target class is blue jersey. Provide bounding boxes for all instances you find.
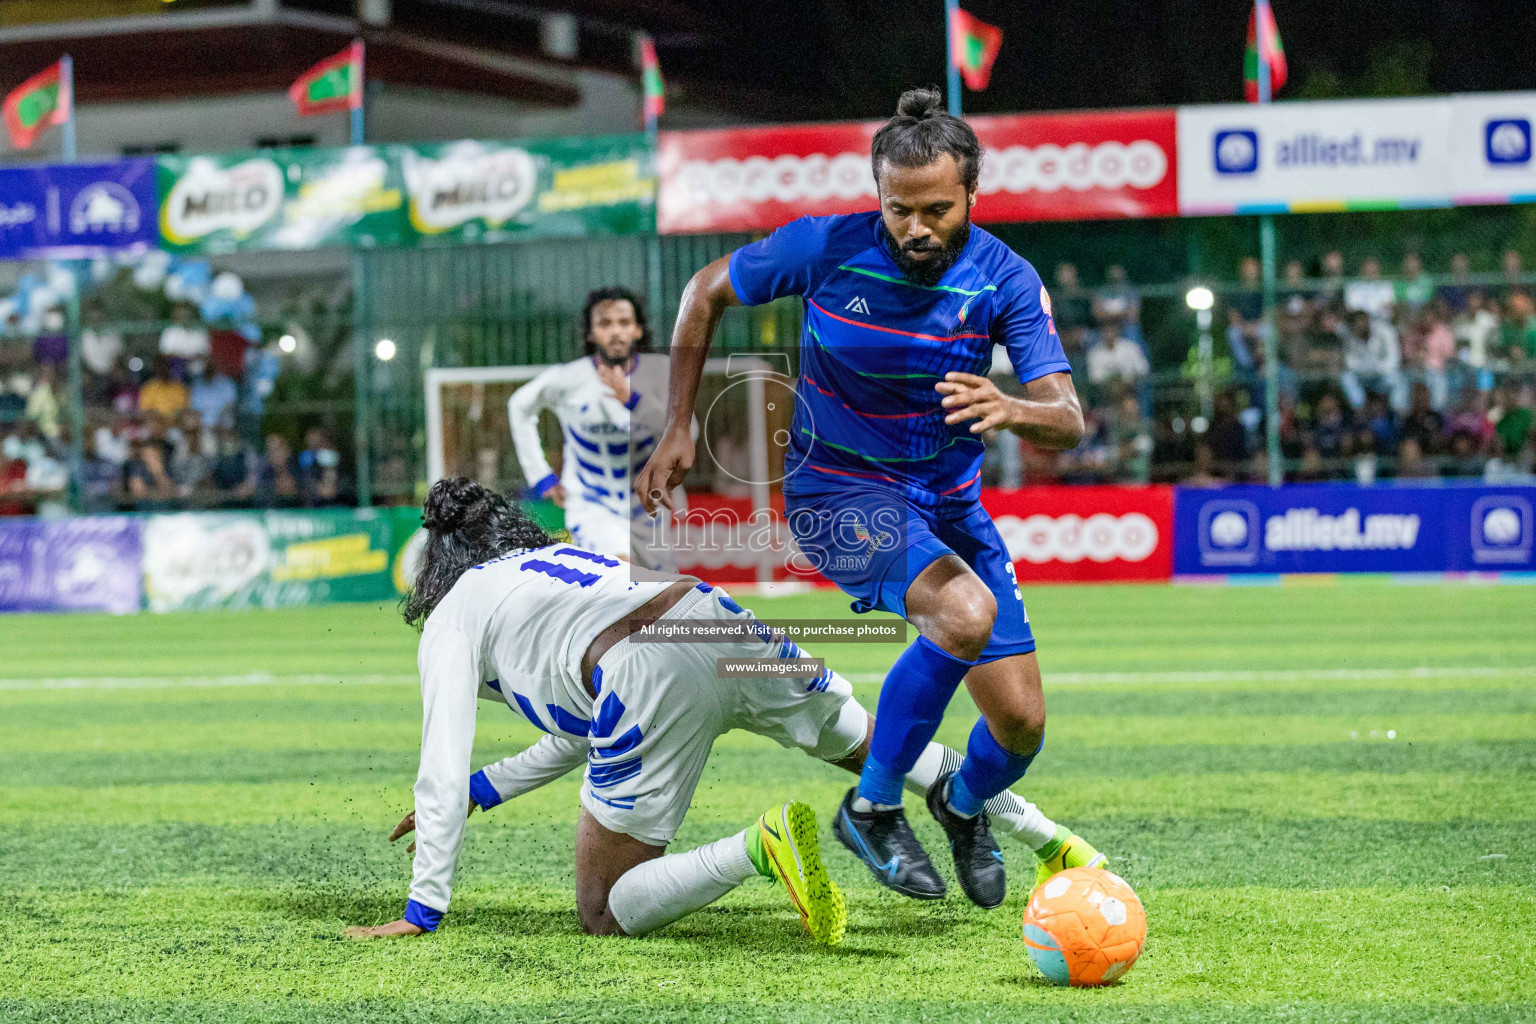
[728,211,1070,506]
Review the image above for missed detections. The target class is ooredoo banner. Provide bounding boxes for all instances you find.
[1174,484,1536,575]
[658,109,1178,234]
[981,485,1173,583]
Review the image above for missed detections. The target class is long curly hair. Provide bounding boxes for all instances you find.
[401,477,553,629]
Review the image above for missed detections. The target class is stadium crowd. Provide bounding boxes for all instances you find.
[4,247,1536,515]
[1024,249,1536,486]
[0,300,345,514]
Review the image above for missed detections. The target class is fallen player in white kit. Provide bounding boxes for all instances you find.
[347,479,1101,946]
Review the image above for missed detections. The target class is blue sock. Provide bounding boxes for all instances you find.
[858,636,977,806]
[950,717,1042,817]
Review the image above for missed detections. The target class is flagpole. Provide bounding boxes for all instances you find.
[60,53,76,161]
[944,0,962,116]
[641,36,664,348]
[350,39,365,146]
[1256,0,1282,486]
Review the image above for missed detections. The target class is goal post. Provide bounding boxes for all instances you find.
[423,356,785,581]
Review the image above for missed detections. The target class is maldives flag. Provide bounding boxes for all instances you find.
[3,60,69,150]
[640,35,664,121]
[949,6,1003,92]
[290,40,363,116]
[1243,0,1287,102]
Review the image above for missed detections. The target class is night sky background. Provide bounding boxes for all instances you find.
[657,1,1536,121]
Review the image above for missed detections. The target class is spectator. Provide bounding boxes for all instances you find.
[189,365,238,428]
[210,427,257,502]
[1401,382,1446,456]
[1310,392,1349,460]
[1395,436,1433,479]
[1438,252,1474,314]
[123,437,172,504]
[1416,301,1456,410]
[1086,318,1150,393]
[1499,292,1536,362]
[32,309,68,366]
[24,363,61,441]
[1455,291,1499,369]
[1206,389,1248,476]
[1338,310,1407,411]
[158,302,210,364]
[0,447,28,515]
[1491,382,1534,458]
[208,325,251,382]
[1395,252,1435,313]
[1500,249,1524,295]
[79,431,120,511]
[1093,265,1142,336]
[1226,257,1262,370]
[1317,250,1347,308]
[80,304,123,378]
[1344,257,1395,320]
[92,412,132,467]
[138,358,189,419]
[169,416,213,498]
[296,426,343,506]
[1052,262,1094,339]
[258,433,299,507]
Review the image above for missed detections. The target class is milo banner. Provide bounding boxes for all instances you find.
[399,134,655,244]
[154,134,653,254]
[142,508,396,612]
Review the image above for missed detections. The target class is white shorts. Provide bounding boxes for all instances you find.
[565,500,675,573]
[578,584,864,846]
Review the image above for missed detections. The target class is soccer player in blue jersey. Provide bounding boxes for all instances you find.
[636,87,1105,909]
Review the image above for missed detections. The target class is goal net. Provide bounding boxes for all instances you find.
[424,356,792,582]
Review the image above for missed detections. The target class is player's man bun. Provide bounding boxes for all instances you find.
[872,86,981,192]
[895,86,944,120]
[403,477,554,628]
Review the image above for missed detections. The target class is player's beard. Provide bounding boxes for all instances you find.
[594,342,633,367]
[882,216,971,287]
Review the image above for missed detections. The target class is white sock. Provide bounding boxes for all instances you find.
[850,795,901,813]
[606,830,758,936]
[904,741,1059,852]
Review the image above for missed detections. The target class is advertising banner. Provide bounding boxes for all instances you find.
[658,109,1178,234]
[982,485,1173,583]
[399,134,655,245]
[0,158,158,259]
[1176,97,1453,215]
[1173,484,1536,575]
[142,508,396,612]
[156,147,406,253]
[1448,92,1536,205]
[155,134,654,254]
[0,516,142,614]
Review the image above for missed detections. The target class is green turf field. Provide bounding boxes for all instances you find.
[2,582,1534,1023]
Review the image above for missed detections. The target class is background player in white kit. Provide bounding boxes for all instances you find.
[347,479,1098,945]
[508,287,679,569]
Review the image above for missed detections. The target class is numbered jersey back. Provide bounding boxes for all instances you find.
[428,544,677,720]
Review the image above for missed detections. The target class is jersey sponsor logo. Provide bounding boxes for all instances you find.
[1039,286,1052,317]
[844,295,871,315]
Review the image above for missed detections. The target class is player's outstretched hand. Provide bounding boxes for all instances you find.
[635,429,693,515]
[388,801,475,854]
[346,918,425,939]
[545,482,567,508]
[936,372,1016,433]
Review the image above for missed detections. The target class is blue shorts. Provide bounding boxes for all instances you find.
[784,485,1034,663]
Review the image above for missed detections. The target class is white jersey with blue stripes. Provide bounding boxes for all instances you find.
[508,353,671,523]
[407,545,675,918]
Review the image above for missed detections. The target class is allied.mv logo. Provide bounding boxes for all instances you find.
[844,296,870,315]
[1213,130,1260,175]
[70,182,141,235]
[1485,119,1532,166]
[1197,499,1261,566]
[1470,495,1532,565]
